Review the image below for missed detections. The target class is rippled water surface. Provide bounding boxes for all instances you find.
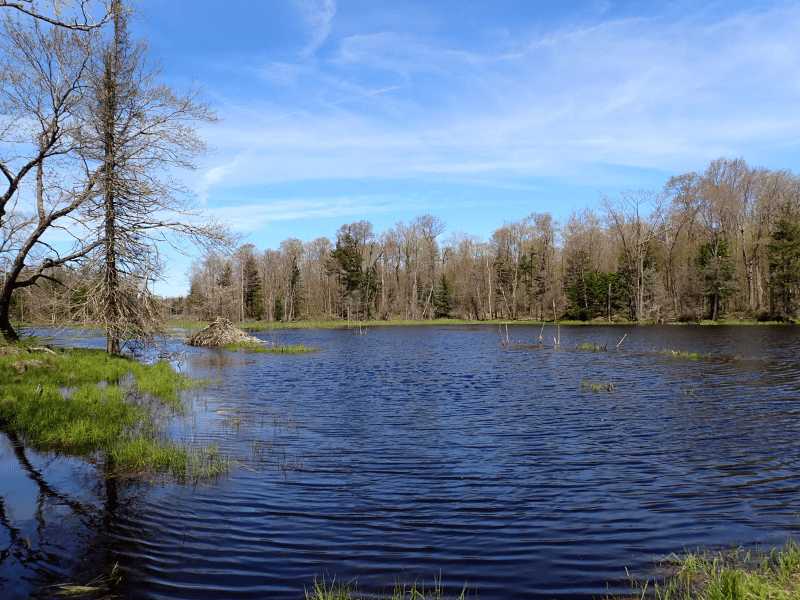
[2,325,800,599]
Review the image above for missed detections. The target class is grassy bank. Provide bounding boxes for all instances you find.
[164,317,796,332]
[608,541,800,600]
[0,345,226,478]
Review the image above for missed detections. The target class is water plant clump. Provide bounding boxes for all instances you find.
[660,349,714,359]
[577,342,607,351]
[305,576,473,600]
[0,346,227,478]
[606,540,800,600]
[581,379,616,392]
[222,341,316,354]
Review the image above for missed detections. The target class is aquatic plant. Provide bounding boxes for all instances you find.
[50,562,122,597]
[222,341,316,354]
[581,379,616,392]
[606,540,800,600]
[305,576,472,600]
[660,349,714,359]
[577,342,606,351]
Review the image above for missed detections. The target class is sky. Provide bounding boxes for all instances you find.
[123,0,800,296]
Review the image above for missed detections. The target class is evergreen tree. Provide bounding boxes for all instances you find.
[434,273,453,318]
[273,296,284,322]
[242,254,264,320]
[767,205,800,321]
[696,236,735,321]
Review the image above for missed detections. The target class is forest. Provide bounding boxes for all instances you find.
[12,157,800,327]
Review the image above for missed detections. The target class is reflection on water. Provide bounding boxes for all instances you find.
[2,325,800,599]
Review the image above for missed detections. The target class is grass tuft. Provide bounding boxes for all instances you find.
[581,379,616,392]
[606,540,800,600]
[305,576,472,600]
[660,349,714,360]
[577,342,606,351]
[222,341,316,354]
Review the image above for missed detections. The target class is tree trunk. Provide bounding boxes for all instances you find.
[102,2,122,356]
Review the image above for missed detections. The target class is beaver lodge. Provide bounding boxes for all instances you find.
[185,317,263,347]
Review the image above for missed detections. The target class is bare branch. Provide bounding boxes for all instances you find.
[0,0,110,31]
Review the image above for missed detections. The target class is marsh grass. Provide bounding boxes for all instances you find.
[577,342,607,351]
[0,346,226,478]
[659,349,714,360]
[305,576,472,600]
[50,561,122,597]
[607,541,800,600]
[222,341,316,354]
[581,379,616,392]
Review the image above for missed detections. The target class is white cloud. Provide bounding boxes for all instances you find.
[206,196,420,232]
[193,2,800,194]
[197,157,242,203]
[295,0,337,57]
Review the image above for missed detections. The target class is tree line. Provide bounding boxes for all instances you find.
[169,158,800,325]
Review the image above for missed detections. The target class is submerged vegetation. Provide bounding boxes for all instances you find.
[609,541,800,600]
[0,345,226,478]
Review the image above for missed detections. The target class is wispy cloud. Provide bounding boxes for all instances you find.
[295,0,337,57]
[196,156,243,204]
[191,3,800,197]
[206,195,423,231]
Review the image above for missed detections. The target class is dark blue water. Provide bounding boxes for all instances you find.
[2,325,800,599]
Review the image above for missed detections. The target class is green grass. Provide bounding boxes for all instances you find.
[222,341,316,354]
[660,349,714,359]
[608,541,800,600]
[305,576,472,600]
[578,342,607,351]
[0,345,226,478]
[581,379,616,392]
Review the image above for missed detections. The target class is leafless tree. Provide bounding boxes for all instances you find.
[79,0,232,355]
[601,190,669,322]
[0,14,103,343]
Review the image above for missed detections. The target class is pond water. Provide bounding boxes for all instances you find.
[2,325,800,599]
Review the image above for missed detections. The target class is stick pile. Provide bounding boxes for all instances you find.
[185,317,262,347]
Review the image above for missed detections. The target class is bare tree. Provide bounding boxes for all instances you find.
[0,0,110,30]
[601,190,669,322]
[81,0,231,355]
[0,14,103,343]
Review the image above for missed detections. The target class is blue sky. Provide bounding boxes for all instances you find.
[127,0,800,296]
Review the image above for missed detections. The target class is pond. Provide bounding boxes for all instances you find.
[2,324,800,599]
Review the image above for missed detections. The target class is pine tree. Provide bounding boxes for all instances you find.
[767,205,800,321]
[434,273,453,318]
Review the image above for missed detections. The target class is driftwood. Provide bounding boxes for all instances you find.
[185,317,263,347]
[0,346,57,356]
[13,360,58,375]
